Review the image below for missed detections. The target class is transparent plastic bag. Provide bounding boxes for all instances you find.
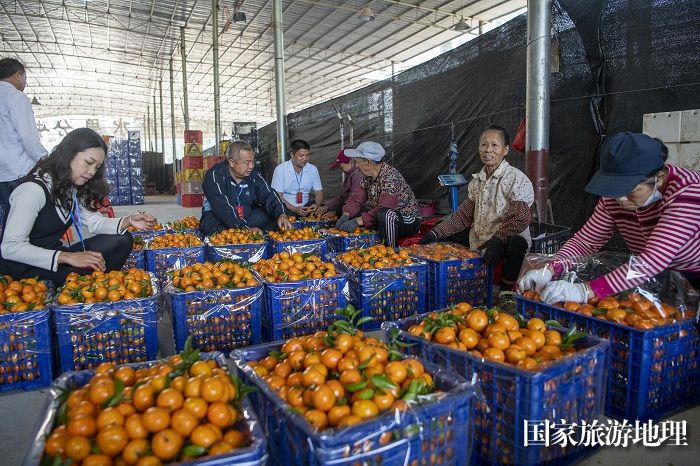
[23,352,268,466]
[144,244,205,288]
[331,256,427,330]
[257,273,350,341]
[204,237,268,263]
[518,252,697,322]
[51,273,160,372]
[164,278,265,352]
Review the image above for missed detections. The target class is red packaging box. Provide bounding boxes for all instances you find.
[181,156,204,170]
[182,193,204,208]
[184,130,203,144]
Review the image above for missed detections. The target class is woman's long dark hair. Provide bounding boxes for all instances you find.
[30,128,109,212]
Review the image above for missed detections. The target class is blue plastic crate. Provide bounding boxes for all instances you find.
[269,238,327,257]
[52,295,159,373]
[123,249,146,270]
[517,295,700,421]
[24,352,268,466]
[232,341,474,466]
[257,274,348,342]
[144,245,205,289]
[0,309,53,393]
[335,259,427,330]
[205,241,268,262]
[167,285,264,352]
[383,313,609,465]
[325,233,382,253]
[413,254,492,311]
[529,222,572,254]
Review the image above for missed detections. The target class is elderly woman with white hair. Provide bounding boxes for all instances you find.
[336,141,421,248]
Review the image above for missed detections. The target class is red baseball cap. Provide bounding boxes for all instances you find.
[328,149,351,169]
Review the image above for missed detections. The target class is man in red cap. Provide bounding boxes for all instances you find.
[317,149,367,223]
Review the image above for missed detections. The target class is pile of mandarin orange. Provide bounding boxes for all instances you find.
[0,276,49,313]
[268,228,321,242]
[209,229,264,246]
[42,356,251,465]
[252,252,337,282]
[148,233,202,249]
[322,227,376,237]
[56,269,154,306]
[406,242,481,261]
[128,223,165,233]
[337,245,413,270]
[171,216,200,231]
[522,290,692,329]
[408,303,576,369]
[248,332,438,431]
[172,262,259,291]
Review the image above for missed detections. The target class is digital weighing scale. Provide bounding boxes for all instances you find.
[438,173,467,213]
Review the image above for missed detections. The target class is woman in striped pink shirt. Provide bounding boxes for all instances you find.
[519,132,700,304]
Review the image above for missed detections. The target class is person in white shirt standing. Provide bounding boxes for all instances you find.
[271,139,324,217]
[0,58,48,223]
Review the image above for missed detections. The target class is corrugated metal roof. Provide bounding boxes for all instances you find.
[1,0,526,125]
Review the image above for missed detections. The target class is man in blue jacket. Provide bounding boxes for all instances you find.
[200,140,292,236]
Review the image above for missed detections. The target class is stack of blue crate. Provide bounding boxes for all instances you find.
[104,143,118,200]
[129,131,145,205]
[106,131,144,206]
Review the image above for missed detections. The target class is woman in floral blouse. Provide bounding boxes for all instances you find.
[420,126,534,288]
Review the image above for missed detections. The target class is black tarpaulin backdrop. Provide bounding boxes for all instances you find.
[257,0,700,233]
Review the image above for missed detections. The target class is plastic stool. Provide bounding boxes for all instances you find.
[419,216,446,235]
[397,234,422,248]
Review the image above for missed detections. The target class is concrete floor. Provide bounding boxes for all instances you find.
[112,194,201,225]
[8,196,699,464]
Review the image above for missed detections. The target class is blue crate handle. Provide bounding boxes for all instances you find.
[58,306,157,333]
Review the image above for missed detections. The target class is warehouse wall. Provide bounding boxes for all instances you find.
[258,0,700,232]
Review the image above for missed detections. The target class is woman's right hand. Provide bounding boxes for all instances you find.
[58,251,106,271]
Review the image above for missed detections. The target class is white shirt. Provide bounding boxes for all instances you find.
[468,159,534,248]
[0,81,47,181]
[270,160,323,206]
[1,175,127,271]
